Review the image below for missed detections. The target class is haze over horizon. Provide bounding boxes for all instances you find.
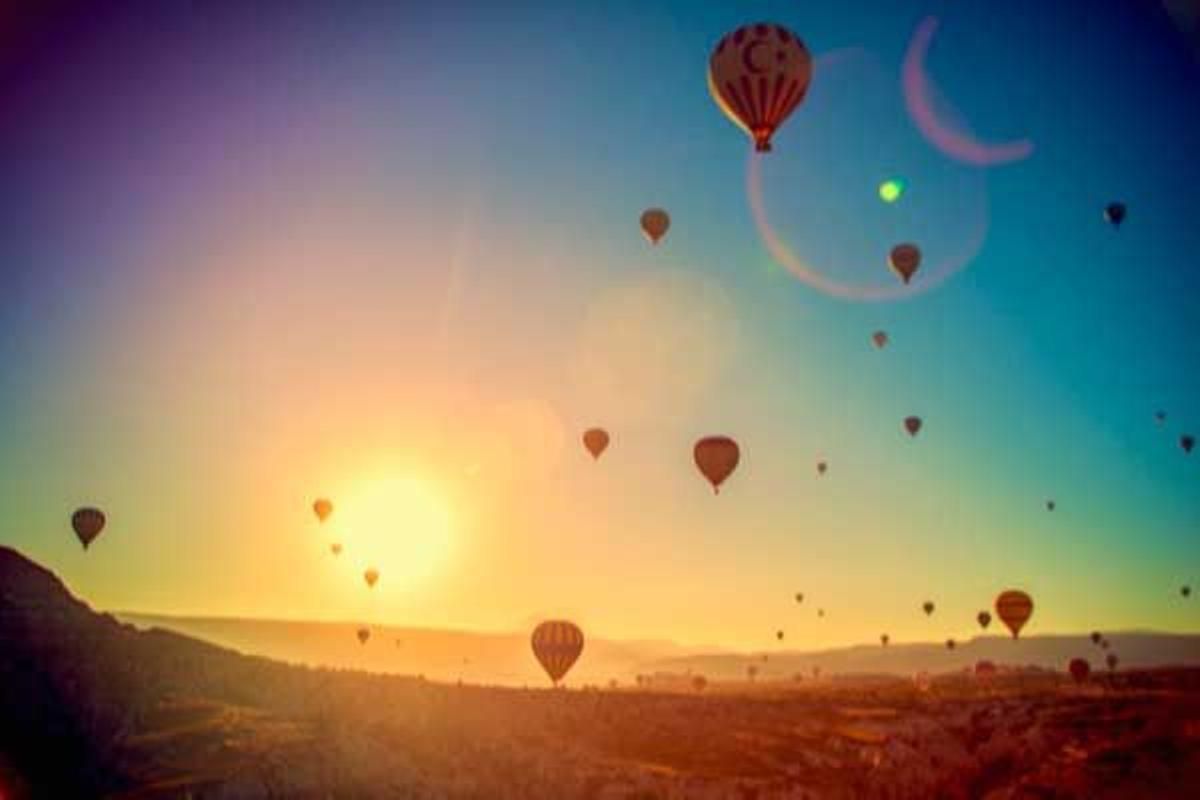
[2,0,1199,654]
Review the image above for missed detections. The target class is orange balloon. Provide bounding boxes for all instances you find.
[694,436,740,494]
[71,507,106,550]
[531,620,584,685]
[582,428,610,460]
[708,23,813,152]
[356,627,370,645]
[995,589,1034,639]
[640,208,670,244]
[364,568,379,589]
[888,243,921,284]
[313,498,333,523]
[330,542,343,556]
[1068,657,1090,684]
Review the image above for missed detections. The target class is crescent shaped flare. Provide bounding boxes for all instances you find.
[902,17,1033,166]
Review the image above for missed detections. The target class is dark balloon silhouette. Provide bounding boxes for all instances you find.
[795,592,804,604]
[880,633,890,646]
[905,416,923,437]
[694,436,740,494]
[1104,202,1126,228]
[531,620,584,686]
[71,507,106,550]
[923,600,935,616]
[816,459,828,476]
[995,590,1034,639]
[313,498,333,523]
[1181,435,1195,454]
[330,542,343,556]
[872,330,889,349]
[640,208,670,245]
[708,23,812,152]
[1068,658,1090,684]
[356,627,370,645]
[977,611,992,630]
[776,630,784,641]
[945,638,956,651]
[1090,631,1102,646]
[1182,585,1192,598]
[1046,499,1056,512]
[888,243,921,284]
[583,428,610,460]
[1154,411,1166,425]
[1106,652,1119,671]
[364,568,379,589]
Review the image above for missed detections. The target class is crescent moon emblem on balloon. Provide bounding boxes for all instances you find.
[902,17,1033,166]
[742,40,769,75]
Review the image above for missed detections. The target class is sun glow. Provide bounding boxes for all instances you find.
[336,475,453,588]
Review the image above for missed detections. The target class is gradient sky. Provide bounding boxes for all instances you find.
[2,0,1198,651]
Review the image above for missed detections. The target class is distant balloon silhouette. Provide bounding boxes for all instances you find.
[71,507,106,550]
[1090,631,1102,646]
[356,627,370,645]
[1046,500,1056,512]
[1181,435,1195,454]
[1104,202,1126,228]
[776,630,784,641]
[816,459,828,476]
[872,331,889,349]
[1182,585,1192,598]
[922,600,935,616]
[1101,639,1110,650]
[817,608,825,618]
[1068,658,1090,684]
[364,568,379,589]
[995,590,1034,639]
[888,243,921,284]
[1106,653,1119,671]
[881,633,890,646]
[330,542,343,556]
[582,428,610,460]
[905,416,923,437]
[640,208,670,245]
[531,620,584,686]
[977,611,992,630]
[694,436,740,494]
[795,592,804,604]
[1154,411,1166,426]
[945,638,956,651]
[708,23,813,152]
[313,498,333,523]
[692,674,707,692]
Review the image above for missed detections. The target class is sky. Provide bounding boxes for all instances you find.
[1,0,1198,652]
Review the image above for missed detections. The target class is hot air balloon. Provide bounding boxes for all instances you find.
[881,633,890,646]
[640,208,670,245]
[356,627,370,645]
[1101,639,1111,650]
[1154,411,1166,425]
[693,436,740,494]
[71,507,106,550]
[872,330,889,349]
[1104,202,1126,228]
[905,416,923,437]
[977,611,992,630]
[692,674,708,692]
[1182,585,1192,598]
[747,664,758,681]
[1046,500,1056,512]
[922,601,935,616]
[995,590,1033,639]
[313,498,333,523]
[708,23,813,152]
[531,620,584,686]
[364,568,379,589]
[1106,653,1119,671]
[583,428,610,460]
[945,638,956,651]
[795,592,804,604]
[817,608,825,618]
[1068,658,1090,684]
[888,243,921,285]
[330,542,343,556]
[776,630,784,641]
[1181,435,1195,454]
[816,459,828,476]
[1090,631,1102,645]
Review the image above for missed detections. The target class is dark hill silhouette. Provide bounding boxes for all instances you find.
[5,545,1200,799]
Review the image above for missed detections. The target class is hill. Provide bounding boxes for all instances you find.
[5,545,1200,798]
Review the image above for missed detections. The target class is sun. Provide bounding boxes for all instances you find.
[337,475,452,587]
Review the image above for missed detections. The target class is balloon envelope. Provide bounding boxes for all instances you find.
[880,633,889,646]
[531,620,584,685]
[795,592,804,604]
[330,543,343,556]
[1104,202,1126,227]
[1046,500,1056,512]
[945,638,956,650]
[582,428,610,459]
[888,243,921,284]
[977,611,992,630]
[71,507,106,549]
[694,436,740,493]
[1090,631,1102,645]
[922,600,935,616]
[1106,653,1119,670]
[871,331,889,349]
[640,208,670,244]
[776,630,784,641]
[364,568,379,589]
[356,627,370,645]
[1181,435,1195,454]
[816,459,827,475]
[995,589,1034,639]
[708,23,812,152]
[313,498,333,523]
[1068,658,1090,684]
[905,416,923,437]
[1183,585,1192,598]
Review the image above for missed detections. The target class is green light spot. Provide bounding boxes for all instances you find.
[879,178,907,204]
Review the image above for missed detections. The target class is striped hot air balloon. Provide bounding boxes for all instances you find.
[531,620,584,686]
[995,589,1034,639]
[708,23,813,153]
